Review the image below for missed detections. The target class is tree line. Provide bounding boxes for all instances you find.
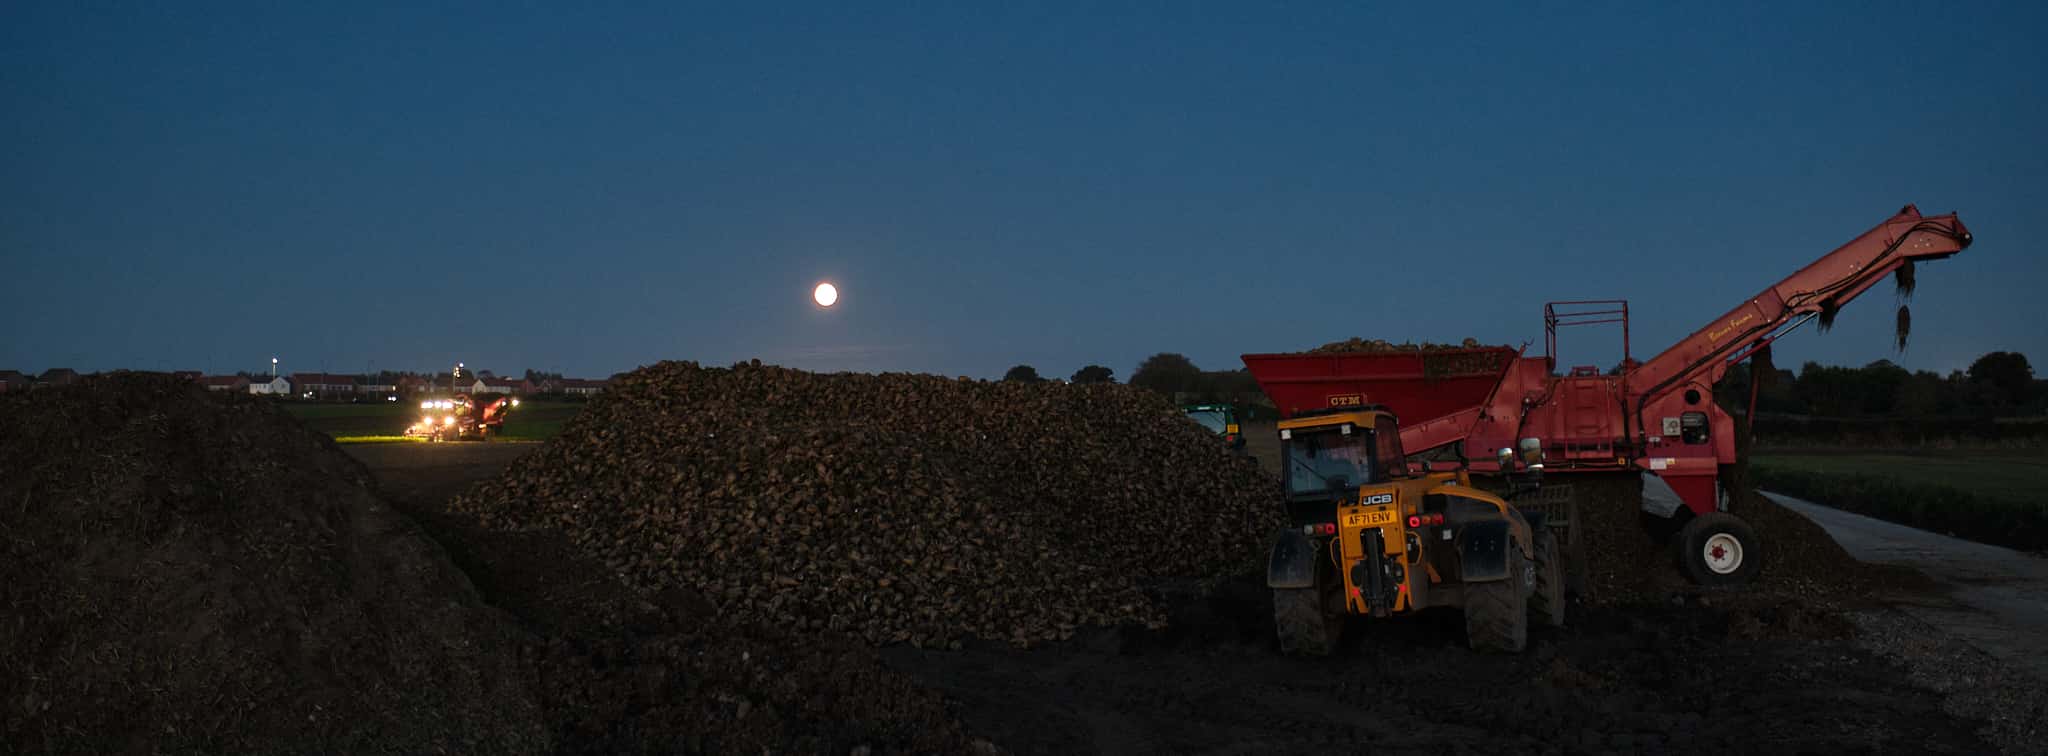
[1001,354,1273,413]
[1005,350,2044,420]
[1719,351,2042,418]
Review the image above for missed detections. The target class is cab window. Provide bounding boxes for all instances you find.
[1375,420,1410,477]
[1184,409,1228,434]
[1282,425,1378,496]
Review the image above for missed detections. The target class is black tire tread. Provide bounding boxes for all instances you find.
[1673,512,1763,586]
[1464,550,1528,653]
[1274,588,1339,656]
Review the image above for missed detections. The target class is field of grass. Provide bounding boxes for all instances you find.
[497,403,580,440]
[1752,449,2046,508]
[284,400,584,442]
[1751,448,2046,551]
[282,402,413,437]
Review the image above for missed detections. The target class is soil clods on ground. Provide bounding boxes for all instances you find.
[884,579,1993,756]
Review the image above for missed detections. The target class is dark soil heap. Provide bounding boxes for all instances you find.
[453,361,1281,647]
[0,375,544,754]
[1566,473,1908,606]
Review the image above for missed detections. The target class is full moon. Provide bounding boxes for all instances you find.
[813,282,839,307]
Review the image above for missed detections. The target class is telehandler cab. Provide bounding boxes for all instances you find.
[1266,406,1562,654]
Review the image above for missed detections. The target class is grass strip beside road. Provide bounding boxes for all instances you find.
[1753,451,2047,553]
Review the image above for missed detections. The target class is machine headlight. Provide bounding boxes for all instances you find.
[420,401,432,410]
[443,416,456,426]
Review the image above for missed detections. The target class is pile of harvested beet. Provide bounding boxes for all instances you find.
[1,374,994,755]
[1309,337,1488,353]
[0,374,545,754]
[453,360,1282,647]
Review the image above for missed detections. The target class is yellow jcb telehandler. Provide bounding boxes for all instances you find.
[1265,407,1564,654]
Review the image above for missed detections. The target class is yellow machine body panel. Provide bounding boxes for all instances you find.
[1278,409,1392,434]
[1330,475,1530,617]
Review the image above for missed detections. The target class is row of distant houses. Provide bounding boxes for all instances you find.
[0,368,78,392]
[0,368,608,398]
[199,373,611,398]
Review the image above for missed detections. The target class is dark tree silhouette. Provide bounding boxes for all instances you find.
[1968,351,2034,407]
[1002,365,1044,382]
[1070,365,1115,384]
[1131,353,1201,395]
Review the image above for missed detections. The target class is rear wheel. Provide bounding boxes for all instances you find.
[1274,587,1341,656]
[1465,548,1530,653]
[1530,528,1566,628]
[1674,512,1761,586]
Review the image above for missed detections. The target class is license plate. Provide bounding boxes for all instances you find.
[1343,510,1396,528]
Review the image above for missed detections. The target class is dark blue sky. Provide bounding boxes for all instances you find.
[5,2,2043,380]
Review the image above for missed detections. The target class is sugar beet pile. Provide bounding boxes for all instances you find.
[1311,336,1487,353]
[454,361,1280,646]
[0,375,544,754]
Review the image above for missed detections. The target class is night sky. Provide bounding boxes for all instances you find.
[5,2,2043,380]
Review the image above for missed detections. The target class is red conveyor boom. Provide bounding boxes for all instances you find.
[1626,204,1972,419]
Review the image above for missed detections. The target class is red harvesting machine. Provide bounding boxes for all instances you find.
[406,393,516,442]
[1243,205,1971,582]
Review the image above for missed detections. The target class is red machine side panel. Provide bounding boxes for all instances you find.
[1241,348,1518,423]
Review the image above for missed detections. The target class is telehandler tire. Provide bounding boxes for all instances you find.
[1530,528,1566,628]
[1674,512,1761,586]
[1273,588,1341,656]
[1465,548,1529,653]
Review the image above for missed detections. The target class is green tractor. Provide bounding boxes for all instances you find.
[1181,403,1246,453]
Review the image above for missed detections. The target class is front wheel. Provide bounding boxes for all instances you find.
[1465,549,1530,653]
[1674,512,1761,586]
[1274,587,1341,656]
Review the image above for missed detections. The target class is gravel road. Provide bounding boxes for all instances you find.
[1765,491,2048,683]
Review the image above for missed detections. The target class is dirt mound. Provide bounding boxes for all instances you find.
[0,374,544,754]
[1567,472,1909,606]
[453,361,1281,647]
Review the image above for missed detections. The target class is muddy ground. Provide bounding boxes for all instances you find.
[347,442,2008,756]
